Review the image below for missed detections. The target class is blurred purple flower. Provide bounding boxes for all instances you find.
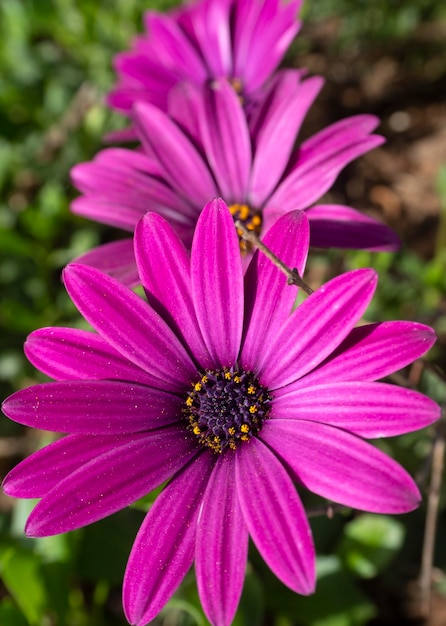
[2,201,438,626]
[72,73,399,286]
[107,0,303,114]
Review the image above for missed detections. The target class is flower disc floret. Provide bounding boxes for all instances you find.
[229,203,262,254]
[184,368,271,453]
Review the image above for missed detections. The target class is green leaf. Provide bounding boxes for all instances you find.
[337,514,405,578]
[278,556,376,626]
[0,598,29,626]
[0,544,48,625]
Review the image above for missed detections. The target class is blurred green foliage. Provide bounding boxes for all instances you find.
[1,0,446,625]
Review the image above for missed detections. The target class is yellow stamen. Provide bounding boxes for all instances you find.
[241,424,249,433]
[247,385,256,394]
[194,382,202,392]
[186,396,193,407]
[249,405,258,414]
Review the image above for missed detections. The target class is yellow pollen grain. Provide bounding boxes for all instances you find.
[234,375,241,383]
[239,205,249,220]
[228,427,236,435]
[194,382,202,392]
[251,215,261,226]
[193,426,201,435]
[186,396,193,407]
[201,375,208,383]
[247,385,256,394]
[249,405,258,414]
[225,371,232,380]
[241,424,249,433]
[213,436,221,443]
[241,434,249,441]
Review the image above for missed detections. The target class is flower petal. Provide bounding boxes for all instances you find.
[262,419,421,513]
[24,426,198,536]
[241,209,309,370]
[133,101,217,208]
[269,115,384,212]
[2,381,181,434]
[63,263,196,391]
[124,453,215,626]
[297,321,437,386]
[257,269,377,389]
[191,199,244,367]
[199,80,252,201]
[196,454,248,626]
[143,13,208,82]
[3,433,138,498]
[272,381,440,437]
[235,437,315,594]
[307,204,400,251]
[249,73,323,205]
[233,0,303,93]
[177,0,232,77]
[25,328,155,385]
[135,213,212,368]
[73,239,140,287]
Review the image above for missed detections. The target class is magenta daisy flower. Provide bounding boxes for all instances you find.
[2,201,438,626]
[72,73,399,285]
[107,0,303,114]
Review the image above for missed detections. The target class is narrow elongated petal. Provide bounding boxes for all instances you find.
[25,328,155,385]
[135,213,212,368]
[196,455,248,626]
[257,269,377,389]
[133,101,217,208]
[235,438,315,594]
[2,381,181,434]
[73,239,139,287]
[268,114,382,213]
[71,148,161,194]
[177,0,232,77]
[296,321,437,387]
[241,210,309,369]
[262,419,420,513]
[108,49,178,112]
[144,13,208,82]
[297,114,380,164]
[249,74,323,205]
[63,264,196,391]
[269,135,384,212]
[25,426,198,536]
[191,200,244,367]
[272,382,440,437]
[233,0,303,92]
[71,196,145,232]
[199,80,252,201]
[124,453,215,626]
[3,433,141,497]
[307,204,400,251]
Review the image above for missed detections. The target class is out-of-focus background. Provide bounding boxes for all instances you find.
[1,1,446,624]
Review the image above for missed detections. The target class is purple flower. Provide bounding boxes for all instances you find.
[72,73,399,286]
[107,0,303,114]
[2,201,438,626]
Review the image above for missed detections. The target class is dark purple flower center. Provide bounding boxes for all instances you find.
[229,203,263,254]
[184,367,272,454]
